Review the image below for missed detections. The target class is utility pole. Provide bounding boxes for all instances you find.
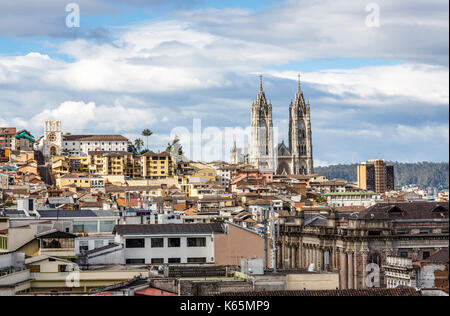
[271,209,277,273]
[263,207,268,271]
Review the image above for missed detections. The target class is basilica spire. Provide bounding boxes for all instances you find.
[296,73,304,98]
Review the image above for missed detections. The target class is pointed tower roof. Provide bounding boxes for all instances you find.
[231,139,237,153]
[259,74,264,93]
[255,75,269,109]
[296,73,304,97]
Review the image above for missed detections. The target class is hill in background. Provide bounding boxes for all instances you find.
[315,162,449,190]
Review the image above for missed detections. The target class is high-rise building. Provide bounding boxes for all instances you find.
[357,159,395,193]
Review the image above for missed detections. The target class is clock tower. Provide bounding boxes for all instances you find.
[43,120,62,158]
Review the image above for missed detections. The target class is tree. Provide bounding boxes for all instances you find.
[166,136,184,157]
[134,138,144,153]
[141,129,153,151]
[316,195,327,204]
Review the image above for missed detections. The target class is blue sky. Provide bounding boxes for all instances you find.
[0,0,448,165]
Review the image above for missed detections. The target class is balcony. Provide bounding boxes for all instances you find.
[0,266,31,294]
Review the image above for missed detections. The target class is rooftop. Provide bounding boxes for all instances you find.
[114,223,225,235]
[64,135,129,142]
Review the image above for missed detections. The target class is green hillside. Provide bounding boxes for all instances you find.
[315,162,449,190]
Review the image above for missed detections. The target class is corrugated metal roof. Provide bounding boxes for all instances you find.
[114,223,225,235]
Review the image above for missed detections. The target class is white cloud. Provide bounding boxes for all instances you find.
[269,64,449,105]
[0,0,448,163]
[394,124,449,143]
[29,101,158,133]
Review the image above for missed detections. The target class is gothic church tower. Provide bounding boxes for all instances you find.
[289,75,313,175]
[249,76,275,171]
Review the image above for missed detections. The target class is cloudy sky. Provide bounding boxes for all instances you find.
[0,0,448,165]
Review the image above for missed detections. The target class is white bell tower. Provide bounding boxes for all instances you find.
[43,120,63,158]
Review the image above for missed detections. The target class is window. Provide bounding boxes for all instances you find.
[187,237,206,247]
[79,241,89,252]
[29,265,40,273]
[99,220,116,233]
[187,257,207,263]
[400,252,408,258]
[168,258,181,264]
[151,238,164,248]
[126,259,145,264]
[168,238,180,248]
[58,265,68,273]
[187,238,206,247]
[94,240,104,249]
[73,221,98,233]
[423,251,431,259]
[126,239,145,248]
[151,258,164,264]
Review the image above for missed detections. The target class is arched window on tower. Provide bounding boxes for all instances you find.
[298,121,305,139]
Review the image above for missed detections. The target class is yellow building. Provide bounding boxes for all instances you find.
[51,156,71,179]
[0,148,10,162]
[88,151,142,179]
[192,168,216,182]
[141,151,174,179]
[56,173,105,190]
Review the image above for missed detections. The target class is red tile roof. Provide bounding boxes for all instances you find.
[135,288,178,296]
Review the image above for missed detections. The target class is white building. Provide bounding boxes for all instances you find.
[383,256,417,288]
[37,121,130,157]
[322,191,381,207]
[114,223,225,265]
[63,134,130,155]
[34,209,120,255]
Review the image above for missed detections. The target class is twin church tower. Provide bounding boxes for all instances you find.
[236,75,313,175]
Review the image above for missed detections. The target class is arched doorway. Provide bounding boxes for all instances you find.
[277,161,291,175]
[50,146,57,156]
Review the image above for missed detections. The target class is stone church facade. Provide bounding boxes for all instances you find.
[248,75,313,175]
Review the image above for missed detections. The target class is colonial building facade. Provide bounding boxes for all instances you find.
[37,121,130,158]
[248,75,314,175]
[276,202,449,289]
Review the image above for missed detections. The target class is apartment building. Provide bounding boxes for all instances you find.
[114,223,225,265]
[88,151,142,179]
[0,127,16,149]
[357,159,395,193]
[141,151,174,179]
